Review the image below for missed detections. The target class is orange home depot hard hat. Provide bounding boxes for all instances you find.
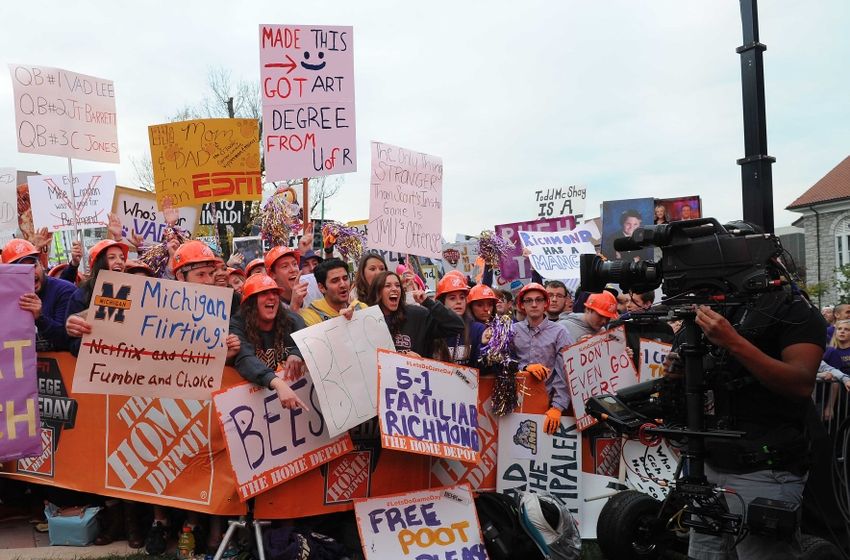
[227,267,246,278]
[48,263,68,278]
[264,245,301,274]
[125,260,155,276]
[88,239,129,269]
[467,284,498,304]
[245,258,265,275]
[2,239,39,263]
[517,282,548,306]
[586,291,619,319]
[436,274,469,299]
[444,270,465,281]
[241,273,285,303]
[172,240,218,273]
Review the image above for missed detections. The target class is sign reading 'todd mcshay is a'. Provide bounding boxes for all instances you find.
[73,270,232,399]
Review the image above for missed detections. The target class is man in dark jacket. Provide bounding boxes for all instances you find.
[2,239,75,351]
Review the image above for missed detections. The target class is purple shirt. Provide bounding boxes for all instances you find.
[513,317,574,411]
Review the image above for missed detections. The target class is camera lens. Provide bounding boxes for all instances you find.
[580,254,661,293]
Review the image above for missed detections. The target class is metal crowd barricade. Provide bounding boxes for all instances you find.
[813,379,850,437]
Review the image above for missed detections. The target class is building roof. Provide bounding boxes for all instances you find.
[787,155,850,210]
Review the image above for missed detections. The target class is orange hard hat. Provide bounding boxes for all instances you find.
[585,291,619,319]
[444,270,465,281]
[245,258,265,275]
[125,260,155,277]
[436,274,469,299]
[172,240,218,273]
[227,267,246,278]
[48,263,68,278]
[241,273,285,303]
[88,239,129,269]
[467,284,499,304]
[2,239,39,263]
[517,282,549,310]
[264,245,301,275]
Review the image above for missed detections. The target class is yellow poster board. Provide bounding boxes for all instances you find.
[149,118,262,208]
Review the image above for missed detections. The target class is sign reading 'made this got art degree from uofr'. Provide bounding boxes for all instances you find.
[73,270,232,399]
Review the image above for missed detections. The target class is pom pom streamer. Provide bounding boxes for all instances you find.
[321,221,366,263]
[478,230,513,269]
[256,189,303,247]
[481,314,522,416]
[138,226,187,278]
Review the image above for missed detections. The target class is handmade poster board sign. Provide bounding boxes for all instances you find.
[259,24,356,181]
[494,215,576,284]
[27,171,115,232]
[149,118,261,208]
[368,142,443,260]
[0,168,17,243]
[377,349,480,463]
[638,339,672,383]
[73,270,232,399]
[354,483,487,560]
[9,64,119,163]
[519,222,599,280]
[0,264,41,462]
[534,185,587,220]
[622,439,678,500]
[496,412,582,517]
[213,375,354,501]
[562,325,638,430]
[292,306,394,438]
[112,186,199,244]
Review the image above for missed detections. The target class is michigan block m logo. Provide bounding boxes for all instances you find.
[94,283,132,322]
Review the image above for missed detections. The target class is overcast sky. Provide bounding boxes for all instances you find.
[1,0,848,237]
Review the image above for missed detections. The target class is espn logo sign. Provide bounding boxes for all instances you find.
[192,171,261,199]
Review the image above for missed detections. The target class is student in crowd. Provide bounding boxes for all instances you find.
[467,284,499,323]
[125,260,155,277]
[495,288,516,321]
[227,267,246,295]
[353,252,388,304]
[300,258,366,326]
[396,264,427,305]
[368,270,464,357]
[559,290,618,342]
[63,240,130,355]
[433,273,489,368]
[2,239,76,352]
[545,280,572,321]
[299,249,323,275]
[511,283,573,434]
[212,261,229,288]
[230,274,308,408]
[827,303,850,342]
[824,320,850,379]
[245,257,266,276]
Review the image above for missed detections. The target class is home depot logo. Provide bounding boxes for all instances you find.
[17,426,54,477]
[105,396,212,505]
[323,450,372,505]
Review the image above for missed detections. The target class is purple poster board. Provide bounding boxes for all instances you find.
[494,215,576,283]
[0,264,40,462]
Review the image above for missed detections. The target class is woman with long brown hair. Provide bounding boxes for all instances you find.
[368,270,464,357]
[353,252,387,305]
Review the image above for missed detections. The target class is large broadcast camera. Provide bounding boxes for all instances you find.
[581,218,816,559]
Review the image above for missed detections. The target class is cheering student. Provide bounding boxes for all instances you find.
[212,260,229,288]
[300,258,366,326]
[353,252,388,304]
[511,282,574,435]
[433,273,488,367]
[2,239,76,352]
[230,274,309,409]
[227,267,246,294]
[245,257,266,276]
[467,284,499,323]
[368,270,464,357]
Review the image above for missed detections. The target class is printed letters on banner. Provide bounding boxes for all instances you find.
[9,64,119,163]
[354,483,487,560]
[562,325,638,430]
[149,118,261,208]
[377,349,480,463]
[260,24,356,181]
[73,270,232,399]
[292,306,394,438]
[27,171,116,232]
[496,412,582,516]
[213,376,353,501]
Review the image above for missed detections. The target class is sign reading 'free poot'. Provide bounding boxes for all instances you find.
[260,24,356,181]
[73,270,232,399]
[9,64,119,163]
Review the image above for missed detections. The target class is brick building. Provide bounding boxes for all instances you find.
[787,156,850,306]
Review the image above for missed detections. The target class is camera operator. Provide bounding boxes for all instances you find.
[667,293,826,559]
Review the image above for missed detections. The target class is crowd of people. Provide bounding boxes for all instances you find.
[1,217,846,558]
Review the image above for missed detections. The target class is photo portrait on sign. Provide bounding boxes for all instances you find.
[600,197,654,262]
[655,196,702,223]
[232,236,264,265]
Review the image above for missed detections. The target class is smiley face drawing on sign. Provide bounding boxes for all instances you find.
[301,50,326,71]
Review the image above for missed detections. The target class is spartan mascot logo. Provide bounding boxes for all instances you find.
[513,419,538,455]
[94,282,132,323]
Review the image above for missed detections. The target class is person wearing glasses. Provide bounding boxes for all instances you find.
[2,239,76,351]
[512,282,574,435]
[545,280,573,321]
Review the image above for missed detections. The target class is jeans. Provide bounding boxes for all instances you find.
[688,463,806,560]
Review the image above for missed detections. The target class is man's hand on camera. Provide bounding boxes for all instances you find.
[694,305,740,349]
